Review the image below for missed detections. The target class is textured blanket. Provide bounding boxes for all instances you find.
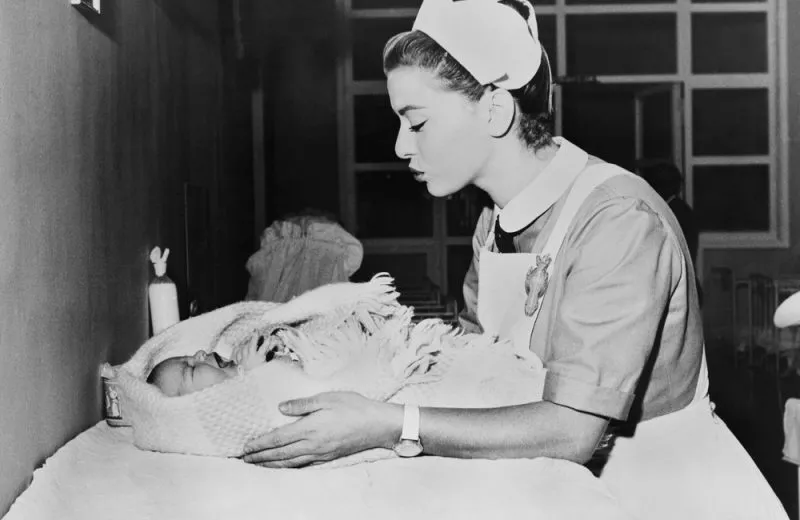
[114,274,547,461]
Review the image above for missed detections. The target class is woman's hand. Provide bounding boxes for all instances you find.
[243,391,402,468]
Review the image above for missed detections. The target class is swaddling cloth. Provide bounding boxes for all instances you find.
[116,274,427,458]
[115,274,546,461]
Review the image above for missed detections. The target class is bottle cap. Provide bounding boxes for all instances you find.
[100,362,116,379]
[149,247,170,277]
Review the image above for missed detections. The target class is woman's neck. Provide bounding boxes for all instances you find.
[476,140,559,209]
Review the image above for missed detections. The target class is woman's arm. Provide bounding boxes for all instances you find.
[243,392,608,468]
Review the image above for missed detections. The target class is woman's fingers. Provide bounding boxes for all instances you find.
[244,422,306,454]
[242,439,310,465]
[278,395,327,416]
[253,455,322,469]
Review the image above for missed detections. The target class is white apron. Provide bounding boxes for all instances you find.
[476,165,787,519]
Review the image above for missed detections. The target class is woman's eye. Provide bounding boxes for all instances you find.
[410,121,426,133]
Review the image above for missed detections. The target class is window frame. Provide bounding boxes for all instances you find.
[336,0,790,255]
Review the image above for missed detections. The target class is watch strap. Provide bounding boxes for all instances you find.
[400,404,420,441]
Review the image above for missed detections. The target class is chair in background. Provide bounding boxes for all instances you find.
[731,273,800,371]
[397,280,460,326]
[775,289,800,375]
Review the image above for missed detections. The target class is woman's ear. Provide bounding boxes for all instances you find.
[485,88,516,138]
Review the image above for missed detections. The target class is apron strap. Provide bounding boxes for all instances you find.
[522,164,632,332]
[540,164,632,259]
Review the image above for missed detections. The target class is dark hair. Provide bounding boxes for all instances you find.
[382,0,553,150]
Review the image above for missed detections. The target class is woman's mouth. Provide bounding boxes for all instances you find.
[410,167,426,182]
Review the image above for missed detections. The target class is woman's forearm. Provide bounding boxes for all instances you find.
[379,400,609,464]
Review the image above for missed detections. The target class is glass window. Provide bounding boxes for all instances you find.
[538,15,558,77]
[352,0,421,9]
[692,88,769,156]
[356,171,433,237]
[641,87,675,161]
[567,0,674,3]
[352,17,415,81]
[354,95,401,163]
[692,13,767,74]
[355,253,430,289]
[693,0,763,3]
[693,165,770,232]
[562,83,637,171]
[566,14,677,76]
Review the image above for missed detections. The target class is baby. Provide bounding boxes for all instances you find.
[147,332,299,397]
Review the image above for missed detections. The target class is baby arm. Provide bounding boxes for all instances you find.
[232,333,268,371]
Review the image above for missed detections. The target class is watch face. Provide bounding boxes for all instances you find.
[394,439,423,458]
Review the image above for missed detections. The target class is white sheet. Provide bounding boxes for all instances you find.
[6,422,636,520]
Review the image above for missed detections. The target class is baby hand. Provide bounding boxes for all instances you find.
[232,334,267,371]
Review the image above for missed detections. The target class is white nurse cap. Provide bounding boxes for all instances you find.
[775,290,800,328]
[413,0,543,90]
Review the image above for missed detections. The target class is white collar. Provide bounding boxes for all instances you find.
[495,137,589,233]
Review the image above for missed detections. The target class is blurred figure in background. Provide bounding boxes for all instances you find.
[640,163,702,306]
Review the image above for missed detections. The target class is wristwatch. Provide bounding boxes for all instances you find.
[392,404,424,457]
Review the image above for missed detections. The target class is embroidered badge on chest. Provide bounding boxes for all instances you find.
[524,255,551,317]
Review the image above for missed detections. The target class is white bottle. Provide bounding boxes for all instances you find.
[148,247,180,335]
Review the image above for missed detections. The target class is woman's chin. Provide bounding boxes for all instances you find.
[425,181,456,198]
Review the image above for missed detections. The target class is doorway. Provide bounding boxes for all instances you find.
[559,81,684,176]
[354,81,686,305]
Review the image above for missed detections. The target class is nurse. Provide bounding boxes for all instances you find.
[244,0,787,517]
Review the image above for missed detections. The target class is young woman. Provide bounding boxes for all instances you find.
[244,1,787,517]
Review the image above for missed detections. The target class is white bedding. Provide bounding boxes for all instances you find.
[6,422,636,520]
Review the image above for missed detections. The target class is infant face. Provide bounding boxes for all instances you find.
[148,350,240,397]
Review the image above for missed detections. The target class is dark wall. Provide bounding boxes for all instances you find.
[252,0,342,224]
[0,0,252,514]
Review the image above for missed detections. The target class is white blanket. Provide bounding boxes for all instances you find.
[6,422,636,520]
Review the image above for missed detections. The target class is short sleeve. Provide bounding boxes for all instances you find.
[458,208,493,333]
[542,196,678,420]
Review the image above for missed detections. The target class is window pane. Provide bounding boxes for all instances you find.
[693,165,770,232]
[692,13,767,74]
[356,171,433,237]
[538,15,558,77]
[352,17,415,81]
[692,89,768,156]
[566,14,676,76]
[352,0,420,9]
[354,95,401,163]
[641,88,674,161]
[562,83,638,171]
[446,186,492,236]
[447,245,473,305]
[568,0,674,3]
[355,253,429,290]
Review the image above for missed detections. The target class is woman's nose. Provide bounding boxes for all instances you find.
[394,126,415,160]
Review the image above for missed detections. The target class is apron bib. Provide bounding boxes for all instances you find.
[476,163,786,519]
[477,164,626,355]
[477,164,628,399]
